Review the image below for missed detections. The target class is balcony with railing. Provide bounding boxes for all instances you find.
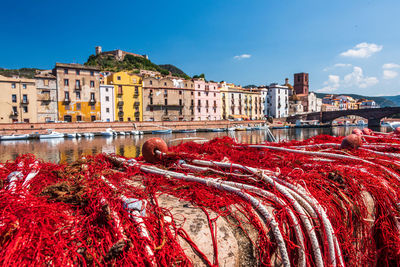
[39,94,51,102]
[75,85,81,91]
[89,99,96,105]
[21,99,29,105]
[63,98,70,104]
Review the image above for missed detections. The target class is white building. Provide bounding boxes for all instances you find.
[307,92,322,112]
[266,83,290,118]
[259,86,268,118]
[99,84,115,122]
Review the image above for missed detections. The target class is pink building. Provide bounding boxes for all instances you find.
[193,79,221,121]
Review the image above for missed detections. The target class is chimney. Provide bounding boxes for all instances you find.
[285,78,289,85]
[95,46,102,55]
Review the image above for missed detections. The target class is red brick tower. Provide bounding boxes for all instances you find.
[293,73,309,95]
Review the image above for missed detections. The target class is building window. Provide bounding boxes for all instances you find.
[23,94,28,103]
[150,80,153,85]
[76,91,81,100]
[90,71,94,76]
[191,99,194,106]
[105,88,109,92]
[106,108,110,113]
[65,91,69,99]
[91,116,96,121]
[64,69,68,74]
[44,79,49,86]
[91,105,95,110]
[164,99,168,105]
[179,91,182,95]
[23,106,28,113]
[12,106,17,114]
[164,82,167,86]
[12,94,16,103]
[198,85,200,88]
[179,99,182,106]
[90,81,95,88]
[198,92,200,96]
[150,97,153,105]
[198,100,201,106]
[77,115,82,121]
[75,80,80,89]
[214,93,216,97]
[117,76,121,80]
[76,70,80,75]
[90,92,95,100]
[24,119,30,123]
[11,83,16,89]
[64,79,69,86]
[76,103,81,110]
[191,92,193,95]
[106,96,109,101]
[22,84,27,89]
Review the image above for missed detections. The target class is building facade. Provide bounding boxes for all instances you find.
[266,83,290,118]
[99,84,115,122]
[106,72,143,122]
[142,76,194,121]
[0,75,37,123]
[54,63,101,122]
[193,79,221,121]
[35,70,57,122]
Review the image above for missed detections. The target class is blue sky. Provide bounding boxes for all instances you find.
[1,0,400,96]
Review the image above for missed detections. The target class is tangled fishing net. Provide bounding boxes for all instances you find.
[1,130,400,266]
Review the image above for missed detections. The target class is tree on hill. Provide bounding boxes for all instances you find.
[193,73,205,79]
[158,64,190,79]
[0,68,40,79]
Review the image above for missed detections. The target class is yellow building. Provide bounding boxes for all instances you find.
[0,75,37,123]
[54,63,101,122]
[106,72,143,122]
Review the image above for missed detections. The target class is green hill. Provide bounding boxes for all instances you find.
[314,92,397,107]
[85,54,190,79]
[0,68,40,79]
[158,64,190,79]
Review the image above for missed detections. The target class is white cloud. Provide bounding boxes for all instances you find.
[383,70,398,79]
[340,42,383,58]
[317,66,379,92]
[233,54,251,60]
[323,63,352,71]
[382,63,400,69]
[334,63,352,68]
[316,75,340,92]
[343,66,379,88]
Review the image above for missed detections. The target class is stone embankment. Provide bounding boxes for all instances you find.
[0,120,268,135]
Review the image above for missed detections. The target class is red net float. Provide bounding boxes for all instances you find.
[142,137,168,163]
[341,134,363,150]
[362,128,373,135]
[352,128,363,136]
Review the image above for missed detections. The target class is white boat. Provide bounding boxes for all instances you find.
[65,133,77,138]
[39,130,64,139]
[76,133,82,138]
[227,127,236,131]
[131,130,144,135]
[0,134,30,141]
[119,131,126,135]
[83,133,94,138]
[102,128,115,137]
[387,122,400,129]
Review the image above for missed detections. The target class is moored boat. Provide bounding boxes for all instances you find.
[0,134,30,141]
[152,129,172,134]
[39,130,64,139]
[102,128,115,137]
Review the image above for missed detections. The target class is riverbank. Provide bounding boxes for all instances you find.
[0,120,275,135]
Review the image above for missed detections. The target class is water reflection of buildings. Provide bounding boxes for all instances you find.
[0,127,393,163]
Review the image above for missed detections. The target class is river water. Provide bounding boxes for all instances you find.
[0,126,392,163]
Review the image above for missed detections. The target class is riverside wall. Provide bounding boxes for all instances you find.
[0,120,269,135]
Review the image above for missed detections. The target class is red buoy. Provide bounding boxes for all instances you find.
[142,138,168,163]
[362,128,373,135]
[394,127,400,135]
[341,134,363,150]
[352,128,363,136]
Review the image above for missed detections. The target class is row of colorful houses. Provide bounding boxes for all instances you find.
[321,95,379,111]
[0,62,268,123]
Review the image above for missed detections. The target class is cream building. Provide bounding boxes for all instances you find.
[35,70,58,122]
[0,75,37,123]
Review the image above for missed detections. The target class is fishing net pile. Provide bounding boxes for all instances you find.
[1,129,400,266]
